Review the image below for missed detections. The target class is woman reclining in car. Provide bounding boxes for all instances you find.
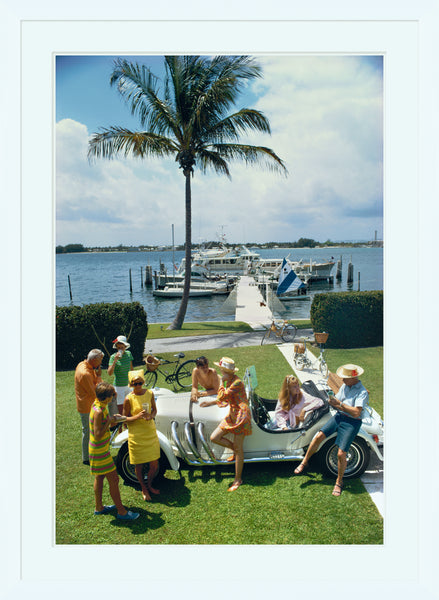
[273,375,324,429]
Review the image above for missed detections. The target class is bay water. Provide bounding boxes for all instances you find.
[56,246,383,322]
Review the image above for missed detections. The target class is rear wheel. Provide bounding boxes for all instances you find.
[176,360,197,388]
[144,370,158,388]
[281,324,297,343]
[314,437,370,479]
[115,442,169,487]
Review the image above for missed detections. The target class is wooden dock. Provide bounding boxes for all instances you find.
[234,276,274,329]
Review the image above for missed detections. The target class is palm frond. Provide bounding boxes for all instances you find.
[87,127,178,161]
[196,148,231,177]
[210,143,288,175]
[204,109,271,143]
[110,59,182,142]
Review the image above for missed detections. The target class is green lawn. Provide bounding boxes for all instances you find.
[147,320,312,339]
[56,343,383,545]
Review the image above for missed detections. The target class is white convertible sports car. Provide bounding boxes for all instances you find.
[110,366,383,487]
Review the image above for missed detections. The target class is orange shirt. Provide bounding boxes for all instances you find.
[74,360,102,414]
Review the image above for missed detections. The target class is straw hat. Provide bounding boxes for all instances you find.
[336,364,364,379]
[112,335,130,349]
[214,357,239,373]
[128,370,145,385]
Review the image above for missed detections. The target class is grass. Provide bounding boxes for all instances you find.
[147,320,312,339]
[56,342,383,545]
[308,345,383,416]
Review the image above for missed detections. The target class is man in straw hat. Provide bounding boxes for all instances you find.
[293,363,369,496]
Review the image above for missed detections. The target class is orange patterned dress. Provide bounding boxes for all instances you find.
[217,378,252,436]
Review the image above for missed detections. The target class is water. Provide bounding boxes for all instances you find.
[56,246,383,322]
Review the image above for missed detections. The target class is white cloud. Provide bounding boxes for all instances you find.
[56,56,383,246]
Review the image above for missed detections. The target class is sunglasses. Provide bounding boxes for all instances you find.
[133,381,143,386]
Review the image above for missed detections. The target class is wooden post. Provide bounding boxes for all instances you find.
[129,269,133,293]
[68,274,73,301]
[358,272,360,291]
[347,260,353,284]
[141,266,144,289]
[336,256,342,280]
[144,265,153,285]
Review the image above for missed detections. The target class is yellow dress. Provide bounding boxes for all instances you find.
[126,390,160,465]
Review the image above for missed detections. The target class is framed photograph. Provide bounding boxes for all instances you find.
[4,1,437,597]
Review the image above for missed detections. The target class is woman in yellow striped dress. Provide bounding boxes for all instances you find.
[89,381,139,520]
[123,371,161,501]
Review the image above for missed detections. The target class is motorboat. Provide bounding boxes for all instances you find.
[290,257,335,282]
[153,279,233,298]
[180,242,260,273]
[153,286,214,298]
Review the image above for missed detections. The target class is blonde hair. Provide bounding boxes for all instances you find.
[278,375,302,410]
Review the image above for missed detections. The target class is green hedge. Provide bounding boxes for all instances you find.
[310,291,383,348]
[56,302,148,370]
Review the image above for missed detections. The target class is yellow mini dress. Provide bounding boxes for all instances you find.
[126,390,160,465]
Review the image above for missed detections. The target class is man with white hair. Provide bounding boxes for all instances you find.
[293,363,369,496]
[74,349,104,465]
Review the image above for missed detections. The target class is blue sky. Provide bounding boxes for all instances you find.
[56,54,383,247]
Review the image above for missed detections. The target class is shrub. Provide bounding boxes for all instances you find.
[310,291,383,348]
[56,302,148,370]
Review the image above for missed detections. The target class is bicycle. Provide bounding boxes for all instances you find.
[293,332,329,377]
[314,332,329,377]
[260,319,297,345]
[142,352,196,389]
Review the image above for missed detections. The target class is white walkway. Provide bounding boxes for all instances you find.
[277,342,384,518]
[234,275,273,329]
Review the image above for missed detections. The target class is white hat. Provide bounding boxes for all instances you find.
[112,335,130,349]
[214,357,238,373]
[336,363,364,379]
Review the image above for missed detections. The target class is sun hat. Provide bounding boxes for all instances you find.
[128,370,145,385]
[214,357,239,373]
[336,364,364,379]
[112,335,130,349]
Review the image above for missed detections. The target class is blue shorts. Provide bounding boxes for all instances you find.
[320,413,362,452]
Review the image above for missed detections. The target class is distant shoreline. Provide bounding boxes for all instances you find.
[56,242,383,255]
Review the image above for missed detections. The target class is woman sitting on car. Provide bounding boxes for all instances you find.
[274,375,324,429]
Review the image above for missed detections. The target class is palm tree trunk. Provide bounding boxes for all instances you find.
[168,172,192,329]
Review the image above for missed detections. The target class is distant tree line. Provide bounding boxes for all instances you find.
[56,238,375,254]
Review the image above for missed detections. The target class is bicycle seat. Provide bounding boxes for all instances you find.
[174,352,185,359]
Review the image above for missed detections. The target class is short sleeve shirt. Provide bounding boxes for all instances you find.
[336,381,369,420]
[109,350,133,386]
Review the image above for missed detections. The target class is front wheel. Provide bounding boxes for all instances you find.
[319,359,329,378]
[314,437,370,479]
[294,355,305,371]
[115,442,169,488]
[261,330,271,345]
[143,369,158,388]
[176,360,197,388]
[281,324,297,343]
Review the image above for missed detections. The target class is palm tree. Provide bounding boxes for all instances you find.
[88,55,287,329]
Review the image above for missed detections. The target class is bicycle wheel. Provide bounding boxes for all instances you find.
[176,360,197,388]
[261,329,271,345]
[144,369,158,388]
[281,324,297,343]
[319,358,329,378]
[294,355,305,371]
